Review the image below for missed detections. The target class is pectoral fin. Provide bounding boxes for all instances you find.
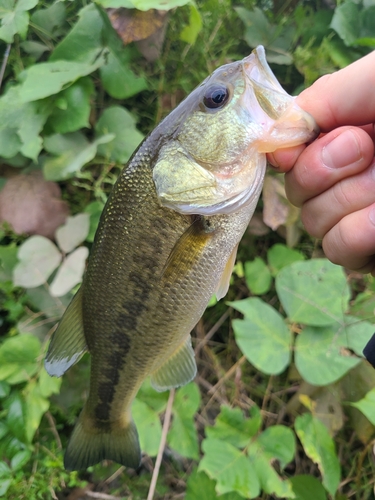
[215,244,238,300]
[151,336,197,392]
[45,287,88,377]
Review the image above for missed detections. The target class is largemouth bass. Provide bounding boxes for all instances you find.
[45,46,317,471]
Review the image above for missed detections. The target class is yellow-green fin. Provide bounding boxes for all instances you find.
[151,336,197,392]
[45,287,88,377]
[215,244,238,300]
[64,409,140,471]
[162,219,212,282]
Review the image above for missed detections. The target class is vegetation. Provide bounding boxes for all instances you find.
[0,0,374,498]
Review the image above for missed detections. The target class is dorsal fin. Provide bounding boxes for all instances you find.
[45,287,88,377]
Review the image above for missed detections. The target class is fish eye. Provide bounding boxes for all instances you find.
[203,84,229,109]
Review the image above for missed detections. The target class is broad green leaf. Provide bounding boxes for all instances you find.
[276,259,350,326]
[10,449,31,471]
[0,0,38,43]
[49,247,89,297]
[231,297,292,375]
[0,86,50,160]
[55,214,90,253]
[132,398,162,456]
[38,368,62,398]
[289,475,327,500]
[180,3,202,44]
[50,4,103,63]
[205,405,261,448]
[20,40,49,59]
[47,78,94,134]
[351,387,375,425]
[18,58,105,102]
[24,381,49,443]
[0,478,11,496]
[295,318,373,386]
[30,2,66,36]
[0,334,40,384]
[85,201,104,243]
[256,426,295,469]
[267,244,305,276]
[0,243,18,280]
[13,236,62,288]
[43,133,114,181]
[248,444,294,498]
[95,106,144,163]
[295,414,340,496]
[200,438,260,498]
[100,50,148,99]
[0,381,10,398]
[168,383,200,459]
[330,2,360,46]
[0,460,11,477]
[137,378,168,413]
[244,258,271,295]
[186,469,243,500]
[4,392,26,442]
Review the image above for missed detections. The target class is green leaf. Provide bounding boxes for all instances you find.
[47,78,94,134]
[0,0,38,43]
[24,381,49,443]
[0,243,18,280]
[49,247,89,297]
[0,478,11,496]
[0,460,11,477]
[0,86,50,160]
[186,469,243,500]
[95,106,144,163]
[5,392,26,442]
[199,438,260,498]
[256,426,295,469]
[351,387,375,425]
[244,257,271,295]
[10,449,31,470]
[18,57,105,103]
[100,50,148,99]
[276,259,350,326]
[43,132,113,181]
[295,317,373,386]
[38,368,62,398]
[30,2,66,36]
[289,475,327,500]
[231,297,292,375]
[180,3,202,44]
[330,2,360,46]
[96,0,190,10]
[132,398,162,457]
[50,4,104,63]
[85,201,104,243]
[55,214,90,253]
[205,405,261,448]
[13,236,62,288]
[0,380,10,398]
[0,334,40,384]
[295,414,340,496]
[137,378,169,413]
[168,383,200,459]
[267,244,305,276]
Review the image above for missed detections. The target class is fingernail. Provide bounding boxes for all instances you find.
[322,130,362,169]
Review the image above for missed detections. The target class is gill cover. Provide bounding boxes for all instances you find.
[152,45,318,216]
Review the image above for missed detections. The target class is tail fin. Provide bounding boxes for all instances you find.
[64,410,141,471]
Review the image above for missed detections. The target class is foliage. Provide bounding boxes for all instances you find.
[0,0,374,499]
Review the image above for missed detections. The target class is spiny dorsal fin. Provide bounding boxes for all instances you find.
[215,244,238,300]
[151,336,197,392]
[45,287,88,377]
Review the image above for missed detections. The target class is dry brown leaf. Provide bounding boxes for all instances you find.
[108,8,168,45]
[247,213,270,236]
[0,171,69,238]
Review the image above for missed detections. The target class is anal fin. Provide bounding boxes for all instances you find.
[151,336,197,392]
[215,244,238,300]
[45,287,88,377]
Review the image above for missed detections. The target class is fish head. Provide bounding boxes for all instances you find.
[153,45,318,216]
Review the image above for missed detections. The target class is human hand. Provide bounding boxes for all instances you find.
[268,52,375,274]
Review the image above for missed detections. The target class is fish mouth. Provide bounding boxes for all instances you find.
[242,46,319,150]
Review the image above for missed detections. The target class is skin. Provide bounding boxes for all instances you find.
[267,51,375,274]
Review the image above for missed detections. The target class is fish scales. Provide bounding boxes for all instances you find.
[45,46,318,470]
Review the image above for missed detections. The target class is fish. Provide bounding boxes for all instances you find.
[45,46,318,471]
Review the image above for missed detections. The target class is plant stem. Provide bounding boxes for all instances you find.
[147,388,175,500]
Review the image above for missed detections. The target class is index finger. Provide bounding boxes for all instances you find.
[297,51,375,132]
